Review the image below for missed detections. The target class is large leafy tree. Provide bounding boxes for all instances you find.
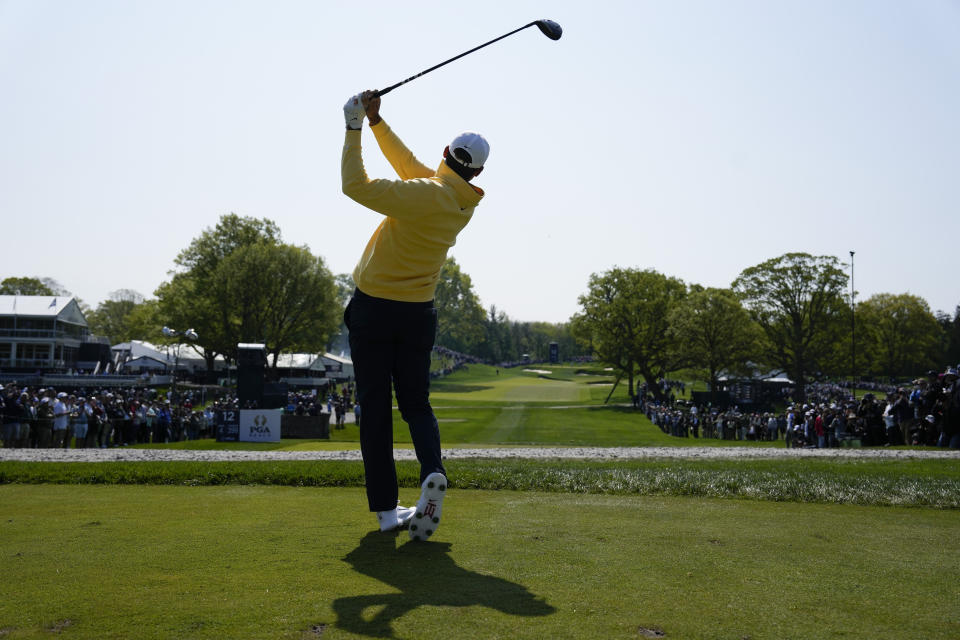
[857,293,942,378]
[174,213,281,278]
[434,257,485,352]
[155,275,224,371]
[572,267,687,400]
[217,242,339,367]
[732,253,849,399]
[156,214,282,370]
[667,287,763,397]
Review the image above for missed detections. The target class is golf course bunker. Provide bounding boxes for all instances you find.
[523,369,552,375]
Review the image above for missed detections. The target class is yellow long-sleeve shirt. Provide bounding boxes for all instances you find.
[341,120,484,302]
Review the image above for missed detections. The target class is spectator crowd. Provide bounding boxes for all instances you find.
[0,384,237,448]
[641,365,960,449]
[284,383,357,429]
[5,363,958,450]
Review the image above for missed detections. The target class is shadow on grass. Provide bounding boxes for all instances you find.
[333,531,555,637]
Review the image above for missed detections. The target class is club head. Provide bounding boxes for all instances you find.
[535,19,562,41]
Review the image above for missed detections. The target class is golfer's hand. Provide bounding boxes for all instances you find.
[344,93,365,130]
[361,90,382,126]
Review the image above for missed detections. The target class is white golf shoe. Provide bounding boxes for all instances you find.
[397,505,416,528]
[376,503,417,532]
[409,472,446,541]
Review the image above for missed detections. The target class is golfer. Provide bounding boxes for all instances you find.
[341,90,488,540]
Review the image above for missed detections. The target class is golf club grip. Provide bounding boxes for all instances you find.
[372,22,537,99]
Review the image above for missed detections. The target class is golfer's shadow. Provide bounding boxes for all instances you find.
[333,531,555,637]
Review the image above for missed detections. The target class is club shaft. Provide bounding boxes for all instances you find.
[373,22,537,97]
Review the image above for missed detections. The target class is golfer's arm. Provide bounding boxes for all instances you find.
[341,130,432,219]
[370,120,433,180]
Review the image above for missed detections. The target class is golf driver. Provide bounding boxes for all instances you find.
[372,19,562,98]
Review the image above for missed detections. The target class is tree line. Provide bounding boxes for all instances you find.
[2,214,574,370]
[5,221,958,389]
[571,253,960,402]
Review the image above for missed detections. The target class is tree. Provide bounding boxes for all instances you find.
[109,289,145,304]
[86,291,160,344]
[572,267,687,401]
[667,287,763,397]
[174,213,281,279]
[0,277,54,296]
[39,278,72,297]
[857,293,942,378]
[217,243,339,366]
[156,214,283,371]
[434,257,485,352]
[326,273,355,356]
[123,300,163,343]
[935,306,960,368]
[732,253,849,400]
[155,274,226,372]
[87,300,138,343]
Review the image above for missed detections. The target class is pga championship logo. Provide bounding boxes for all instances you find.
[239,410,281,442]
[250,413,271,435]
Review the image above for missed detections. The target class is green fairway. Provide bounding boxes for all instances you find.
[429,364,622,405]
[0,484,957,640]
[137,364,778,449]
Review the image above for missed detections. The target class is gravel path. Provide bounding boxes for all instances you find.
[2,446,958,463]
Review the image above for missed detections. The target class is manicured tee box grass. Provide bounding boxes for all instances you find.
[1,485,958,639]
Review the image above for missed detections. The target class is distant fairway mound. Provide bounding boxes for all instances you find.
[429,364,588,403]
[501,377,582,403]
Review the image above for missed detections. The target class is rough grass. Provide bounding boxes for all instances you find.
[2,457,958,508]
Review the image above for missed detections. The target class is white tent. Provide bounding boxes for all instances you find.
[112,340,209,373]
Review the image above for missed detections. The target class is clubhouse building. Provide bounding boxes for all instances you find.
[0,295,101,373]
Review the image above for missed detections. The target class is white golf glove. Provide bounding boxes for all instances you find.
[343,93,365,130]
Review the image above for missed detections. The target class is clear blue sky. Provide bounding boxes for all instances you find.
[1,0,958,322]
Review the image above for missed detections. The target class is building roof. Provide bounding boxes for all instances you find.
[0,295,87,325]
[274,353,322,370]
[122,355,170,370]
[112,340,206,365]
[321,353,353,366]
[273,352,353,371]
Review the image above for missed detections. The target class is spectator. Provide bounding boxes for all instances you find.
[940,367,959,449]
[1,383,22,448]
[35,391,54,448]
[72,397,88,448]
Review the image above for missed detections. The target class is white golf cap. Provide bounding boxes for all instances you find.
[448,132,489,169]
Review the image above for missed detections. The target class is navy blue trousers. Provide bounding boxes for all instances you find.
[345,288,446,512]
